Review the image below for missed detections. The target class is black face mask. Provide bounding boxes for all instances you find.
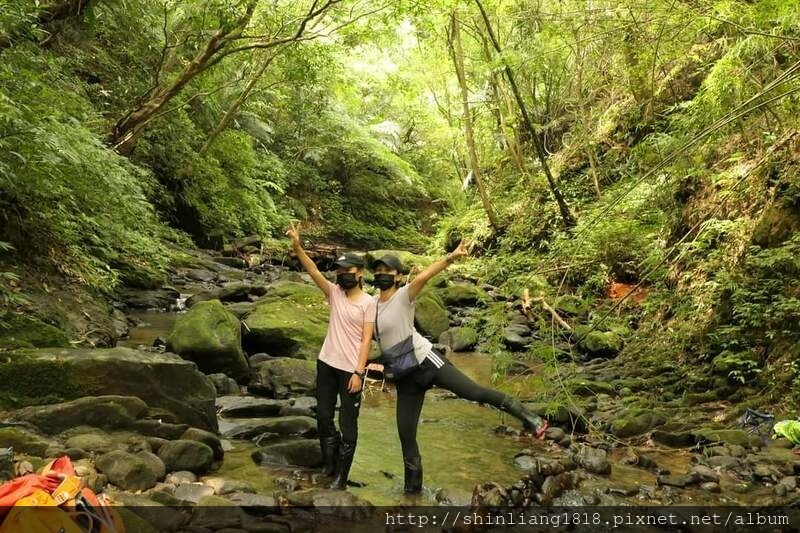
[372,273,397,290]
[336,273,359,290]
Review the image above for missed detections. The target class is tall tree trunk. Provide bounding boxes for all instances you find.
[450,10,501,231]
[199,52,277,156]
[474,0,576,228]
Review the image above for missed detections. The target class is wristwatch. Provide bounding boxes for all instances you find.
[355,369,367,379]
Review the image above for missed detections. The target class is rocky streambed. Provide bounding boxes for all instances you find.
[2,245,800,531]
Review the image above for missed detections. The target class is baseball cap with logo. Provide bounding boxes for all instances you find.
[333,252,365,269]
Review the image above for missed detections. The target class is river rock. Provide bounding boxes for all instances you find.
[242,282,328,359]
[191,495,249,530]
[158,440,215,474]
[65,432,115,454]
[284,488,371,519]
[132,420,190,440]
[0,427,50,456]
[186,283,268,308]
[0,348,217,430]
[414,290,450,339]
[690,464,720,483]
[574,327,623,358]
[571,445,611,475]
[694,429,751,447]
[249,358,316,399]
[221,417,316,440]
[208,374,240,396]
[181,428,224,461]
[216,396,287,418]
[120,287,180,310]
[226,492,278,515]
[113,493,185,532]
[438,326,478,352]
[202,477,256,496]
[95,450,164,491]
[166,300,249,382]
[252,439,322,467]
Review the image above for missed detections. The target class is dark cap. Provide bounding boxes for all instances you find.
[333,252,365,269]
[370,254,404,273]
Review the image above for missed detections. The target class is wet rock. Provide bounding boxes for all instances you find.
[438,326,478,352]
[540,472,577,500]
[249,353,273,365]
[248,358,316,399]
[190,495,248,530]
[186,283,268,308]
[690,465,720,483]
[181,428,224,461]
[657,472,700,488]
[705,455,743,470]
[217,396,287,418]
[472,482,510,506]
[574,327,623,358]
[251,439,322,468]
[414,290,450,339]
[132,420,190,440]
[571,445,611,475]
[114,493,185,531]
[174,483,215,503]
[242,282,328,359]
[694,429,751,447]
[12,395,148,435]
[222,416,316,440]
[185,269,216,282]
[285,488,372,520]
[209,374,240,396]
[166,300,249,382]
[274,477,299,492]
[0,427,50,456]
[544,427,566,442]
[95,450,164,491]
[158,440,215,474]
[120,287,180,310]
[701,481,721,493]
[2,348,217,431]
[502,329,530,351]
[610,409,667,438]
[225,302,257,318]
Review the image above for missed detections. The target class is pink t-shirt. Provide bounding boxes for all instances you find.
[318,282,376,372]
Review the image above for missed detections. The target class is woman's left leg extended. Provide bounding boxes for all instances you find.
[430,362,506,407]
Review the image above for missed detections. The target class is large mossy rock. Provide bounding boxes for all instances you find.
[95,450,165,491]
[574,326,624,358]
[248,358,316,399]
[242,282,327,359]
[166,300,249,382]
[438,326,478,352]
[610,409,668,438]
[251,439,322,468]
[0,348,217,431]
[0,313,71,350]
[0,427,51,456]
[158,439,215,474]
[438,283,485,307]
[11,396,148,434]
[414,290,449,339]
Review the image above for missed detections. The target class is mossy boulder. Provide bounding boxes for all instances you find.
[610,409,668,438]
[0,313,70,350]
[166,300,249,382]
[251,439,322,468]
[439,284,486,307]
[711,351,760,376]
[11,396,147,434]
[574,326,624,358]
[157,439,215,474]
[693,429,751,447]
[0,348,217,430]
[0,427,50,456]
[554,295,590,316]
[242,282,327,359]
[414,290,450,339]
[438,327,478,352]
[95,450,165,491]
[567,379,616,397]
[365,250,433,273]
[248,358,316,399]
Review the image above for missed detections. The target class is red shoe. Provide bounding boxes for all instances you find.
[535,419,549,440]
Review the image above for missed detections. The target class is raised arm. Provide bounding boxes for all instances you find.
[407,240,469,301]
[286,224,331,297]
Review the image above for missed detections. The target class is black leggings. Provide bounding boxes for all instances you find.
[316,360,362,445]
[395,355,507,458]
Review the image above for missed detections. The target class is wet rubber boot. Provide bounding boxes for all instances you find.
[329,441,356,490]
[320,434,340,478]
[500,397,548,439]
[403,456,423,494]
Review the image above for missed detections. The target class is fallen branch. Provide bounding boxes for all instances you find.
[522,288,572,331]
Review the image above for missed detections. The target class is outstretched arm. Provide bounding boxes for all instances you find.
[407,240,469,301]
[286,224,331,297]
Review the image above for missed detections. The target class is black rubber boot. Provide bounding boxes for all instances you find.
[500,397,548,437]
[329,441,356,490]
[320,434,340,478]
[403,456,423,494]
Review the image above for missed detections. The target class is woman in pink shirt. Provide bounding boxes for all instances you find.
[287,225,375,490]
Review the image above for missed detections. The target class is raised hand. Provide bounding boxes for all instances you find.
[448,239,469,262]
[286,223,301,246]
